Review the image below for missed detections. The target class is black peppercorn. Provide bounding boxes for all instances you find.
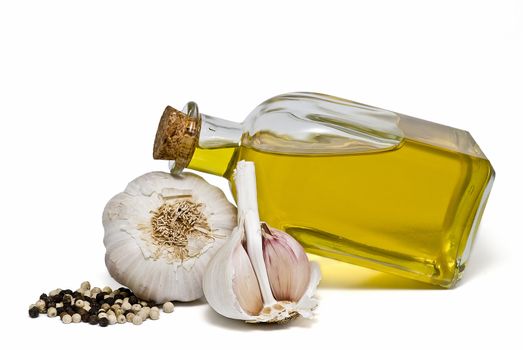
[96,292,106,303]
[63,289,73,295]
[39,293,48,300]
[129,296,138,305]
[56,307,64,315]
[52,294,62,303]
[59,290,66,297]
[105,297,114,305]
[63,295,72,306]
[81,312,90,323]
[88,315,99,325]
[28,307,39,318]
[66,307,75,315]
[98,317,109,327]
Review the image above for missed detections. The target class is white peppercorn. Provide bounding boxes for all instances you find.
[149,309,160,320]
[80,281,91,291]
[72,313,81,323]
[36,300,46,312]
[117,314,126,324]
[122,302,132,311]
[126,313,135,322]
[132,315,143,325]
[102,286,112,294]
[108,314,117,325]
[131,304,141,312]
[62,314,72,324]
[75,300,84,308]
[163,302,174,313]
[47,307,57,318]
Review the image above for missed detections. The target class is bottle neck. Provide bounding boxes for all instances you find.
[186,113,242,177]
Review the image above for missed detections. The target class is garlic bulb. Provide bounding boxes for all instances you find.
[203,161,321,323]
[103,171,236,303]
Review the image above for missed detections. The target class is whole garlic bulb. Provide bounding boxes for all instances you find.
[203,161,321,323]
[103,171,236,303]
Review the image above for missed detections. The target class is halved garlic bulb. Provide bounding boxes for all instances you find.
[203,161,321,323]
[103,171,236,303]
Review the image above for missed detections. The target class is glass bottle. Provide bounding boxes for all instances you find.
[153,92,494,287]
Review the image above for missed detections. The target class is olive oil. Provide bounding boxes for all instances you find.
[154,92,495,287]
[229,138,492,287]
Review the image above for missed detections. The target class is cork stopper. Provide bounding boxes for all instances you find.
[153,103,201,174]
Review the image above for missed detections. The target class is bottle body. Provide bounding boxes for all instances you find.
[173,92,494,287]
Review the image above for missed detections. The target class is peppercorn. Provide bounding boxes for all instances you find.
[105,297,114,305]
[47,307,57,318]
[80,281,91,291]
[63,295,72,305]
[117,314,126,324]
[65,307,75,315]
[98,317,109,327]
[72,313,81,323]
[107,314,117,325]
[81,312,90,323]
[163,302,175,313]
[132,315,143,325]
[88,315,99,325]
[62,314,72,324]
[131,304,141,312]
[122,302,132,311]
[149,309,160,320]
[63,289,73,295]
[75,300,84,308]
[56,307,64,315]
[59,312,68,319]
[95,292,106,303]
[129,296,138,305]
[28,307,39,318]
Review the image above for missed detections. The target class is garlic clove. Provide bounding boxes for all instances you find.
[203,226,255,320]
[203,161,321,323]
[261,223,311,303]
[232,243,263,315]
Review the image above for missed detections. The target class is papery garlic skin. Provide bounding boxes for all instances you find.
[203,161,321,323]
[103,171,236,303]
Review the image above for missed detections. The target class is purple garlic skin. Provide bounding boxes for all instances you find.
[261,223,311,302]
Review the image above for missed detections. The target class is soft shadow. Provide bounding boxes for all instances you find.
[203,306,316,331]
[310,255,438,290]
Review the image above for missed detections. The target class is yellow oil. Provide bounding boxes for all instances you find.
[189,138,493,287]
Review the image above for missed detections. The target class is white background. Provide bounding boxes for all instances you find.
[1,1,521,349]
